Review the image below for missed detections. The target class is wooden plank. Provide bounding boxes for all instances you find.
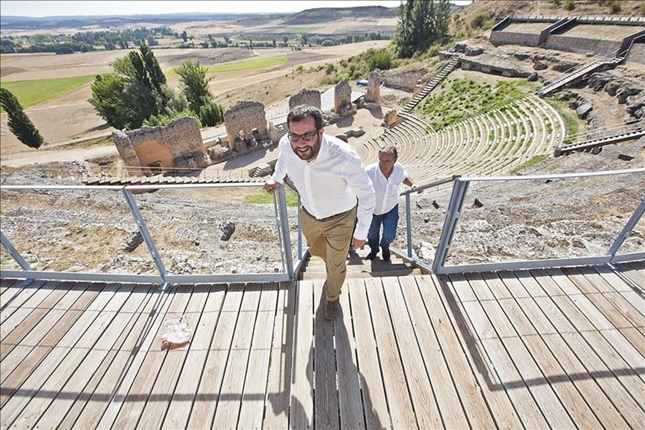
[0,282,121,427]
[1,282,100,394]
[237,283,279,429]
[21,283,145,429]
[450,273,549,429]
[464,272,495,301]
[497,272,532,298]
[162,284,226,429]
[137,284,211,429]
[481,271,513,299]
[290,279,314,430]
[211,283,262,428]
[486,295,603,428]
[334,279,365,430]
[366,277,417,429]
[540,293,645,428]
[1,280,47,326]
[110,285,191,429]
[1,280,65,352]
[313,279,339,430]
[187,283,244,429]
[561,267,603,294]
[414,275,509,428]
[382,276,442,429]
[263,282,295,429]
[509,294,630,428]
[537,270,645,375]
[592,265,640,293]
[0,278,31,310]
[347,277,391,429]
[549,268,645,346]
[30,283,150,429]
[97,286,179,429]
[447,273,478,302]
[617,262,644,287]
[57,283,159,429]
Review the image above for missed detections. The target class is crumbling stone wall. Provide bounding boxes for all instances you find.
[223,100,268,153]
[289,89,321,110]
[112,116,210,176]
[365,69,382,104]
[334,78,356,116]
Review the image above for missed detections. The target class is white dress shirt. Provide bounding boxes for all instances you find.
[365,161,408,215]
[271,133,375,240]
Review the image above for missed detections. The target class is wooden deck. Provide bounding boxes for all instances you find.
[1,261,644,429]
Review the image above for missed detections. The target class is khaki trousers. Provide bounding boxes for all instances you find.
[299,206,356,302]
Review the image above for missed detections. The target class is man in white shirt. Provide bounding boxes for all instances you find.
[264,105,375,321]
[364,145,417,261]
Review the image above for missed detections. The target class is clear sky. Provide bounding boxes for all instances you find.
[1,1,412,17]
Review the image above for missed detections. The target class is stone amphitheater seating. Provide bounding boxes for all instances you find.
[363,94,565,187]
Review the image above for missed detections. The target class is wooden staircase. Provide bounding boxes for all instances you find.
[401,56,460,114]
[300,247,424,280]
[537,57,622,97]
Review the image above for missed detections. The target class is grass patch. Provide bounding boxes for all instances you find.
[418,78,537,130]
[245,187,299,206]
[0,75,95,110]
[511,154,549,174]
[544,97,582,145]
[166,56,288,78]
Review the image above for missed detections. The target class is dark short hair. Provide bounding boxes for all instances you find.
[287,105,324,130]
[380,145,398,159]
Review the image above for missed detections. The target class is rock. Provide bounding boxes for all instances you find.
[123,230,143,252]
[533,61,548,71]
[220,221,236,241]
[576,102,593,119]
[527,72,538,82]
[465,45,484,56]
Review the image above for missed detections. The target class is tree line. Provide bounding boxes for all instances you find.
[2,0,451,149]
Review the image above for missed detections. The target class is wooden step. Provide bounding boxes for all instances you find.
[301,249,422,279]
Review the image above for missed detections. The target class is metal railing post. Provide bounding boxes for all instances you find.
[1,230,32,271]
[607,198,645,263]
[120,187,169,289]
[405,193,413,258]
[432,178,470,274]
[275,185,294,280]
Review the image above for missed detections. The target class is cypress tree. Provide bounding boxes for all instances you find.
[0,88,44,149]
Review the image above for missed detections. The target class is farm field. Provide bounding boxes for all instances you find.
[0,39,390,160]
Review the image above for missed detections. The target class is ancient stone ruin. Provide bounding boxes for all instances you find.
[223,100,269,153]
[334,78,357,117]
[289,88,321,111]
[366,69,382,102]
[112,116,210,176]
[383,109,401,128]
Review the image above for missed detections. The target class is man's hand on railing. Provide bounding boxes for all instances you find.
[411,184,423,194]
[264,180,281,194]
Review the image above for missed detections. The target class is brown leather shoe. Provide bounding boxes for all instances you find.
[325,299,340,321]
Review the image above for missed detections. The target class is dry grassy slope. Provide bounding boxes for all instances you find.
[452,0,644,28]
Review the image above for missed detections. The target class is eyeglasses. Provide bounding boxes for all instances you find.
[288,129,319,142]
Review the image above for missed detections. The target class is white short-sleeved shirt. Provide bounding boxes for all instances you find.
[365,161,408,215]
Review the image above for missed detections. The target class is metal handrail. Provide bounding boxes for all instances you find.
[3,169,643,283]
[1,182,302,285]
[398,168,645,275]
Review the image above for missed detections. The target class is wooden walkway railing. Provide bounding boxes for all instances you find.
[2,260,643,429]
